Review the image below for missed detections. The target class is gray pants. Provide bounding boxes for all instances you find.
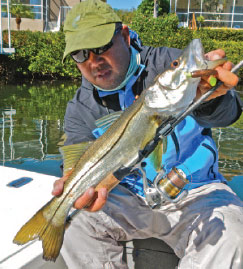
[61,183,243,269]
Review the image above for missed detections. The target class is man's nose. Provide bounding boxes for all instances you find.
[89,51,103,64]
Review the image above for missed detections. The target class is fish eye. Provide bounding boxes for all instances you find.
[171,60,180,68]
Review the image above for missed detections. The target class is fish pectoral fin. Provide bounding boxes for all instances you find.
[60,141,93,176]
[95,111,123,132]
[148,140,163,172]
[13,201,65,262]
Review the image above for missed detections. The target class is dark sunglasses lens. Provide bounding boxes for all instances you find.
[71,50,89,63]
[83,50,89,60]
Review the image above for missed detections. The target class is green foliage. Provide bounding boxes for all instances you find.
[196,15,205,29]
[2,0,34,30]
[192,28,243,42]
[232,113,243,129]
[1,17,243,81]
[130,13,243,77]
[191,30,243,77]
[114,9,136,25]
[196,16,205,23]
[198,39,243,73]
[9,0,34,19]
[137,0,170,16]
[131,12,180,47]
[1,30,80,80]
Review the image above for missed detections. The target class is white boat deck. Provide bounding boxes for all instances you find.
[0,166,179,269]
[0,165,242,269]
[0,166,67,269]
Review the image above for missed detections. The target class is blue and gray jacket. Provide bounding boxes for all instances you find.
[64,35,242,197]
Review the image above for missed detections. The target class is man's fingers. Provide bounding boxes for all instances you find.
[222,61,233,71]
[198,79,211,91]
[73,188,107,211]
[52,179,65,196]
[85,188,108,212]
[205,88,228,100]
[215,65,239,88]
[203,51,237,88]
[73,188,96,209]
[52,180,108,212]
[199,62,238,90]
[51,172,70,196]
[197,49,239,101]
[196,60,238,101]
[205,49,225,60]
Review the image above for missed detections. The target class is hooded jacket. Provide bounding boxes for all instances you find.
[64,41,242,195]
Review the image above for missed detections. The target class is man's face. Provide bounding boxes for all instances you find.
[76,27,131,90]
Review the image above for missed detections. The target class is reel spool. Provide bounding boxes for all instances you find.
[154,167,189,204]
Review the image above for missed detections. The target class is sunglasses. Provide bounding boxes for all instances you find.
[71,27,122,63]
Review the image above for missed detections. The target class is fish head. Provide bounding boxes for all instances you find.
[145,39,226,115]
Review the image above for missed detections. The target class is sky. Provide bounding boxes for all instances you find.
[107,0,142,10]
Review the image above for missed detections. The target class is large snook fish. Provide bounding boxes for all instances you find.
[13,39,226,261]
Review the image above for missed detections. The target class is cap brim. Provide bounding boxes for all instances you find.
[63,23,116,61]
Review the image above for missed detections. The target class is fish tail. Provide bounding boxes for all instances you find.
[13,201,65,261]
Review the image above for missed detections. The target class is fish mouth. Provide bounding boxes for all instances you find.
[184,39,226,77]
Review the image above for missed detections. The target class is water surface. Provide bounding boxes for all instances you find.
[0,81,79,176]
[0,81,242,181]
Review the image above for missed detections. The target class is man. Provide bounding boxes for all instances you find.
[53,0,243,268]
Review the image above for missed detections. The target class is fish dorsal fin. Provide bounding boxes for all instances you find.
[60,141,93,176]
[95,111,123,133]
[148,140,163,172]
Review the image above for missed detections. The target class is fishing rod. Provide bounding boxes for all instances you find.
[115,60,243,177]
[113,60,243,208]
[67,60,243,220]
[134,60,243,162]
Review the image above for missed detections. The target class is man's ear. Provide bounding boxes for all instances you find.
[121,25,130,47]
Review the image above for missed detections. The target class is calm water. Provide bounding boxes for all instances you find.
[0,81,242,180]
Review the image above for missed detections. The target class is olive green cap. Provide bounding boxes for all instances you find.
[63,0,122,60]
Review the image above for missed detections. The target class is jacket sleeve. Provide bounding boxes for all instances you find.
[192,90,242,128]
[63,86,99,146]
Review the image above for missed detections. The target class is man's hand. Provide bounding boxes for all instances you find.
[52,176,108,212]
[196,49,239,101]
